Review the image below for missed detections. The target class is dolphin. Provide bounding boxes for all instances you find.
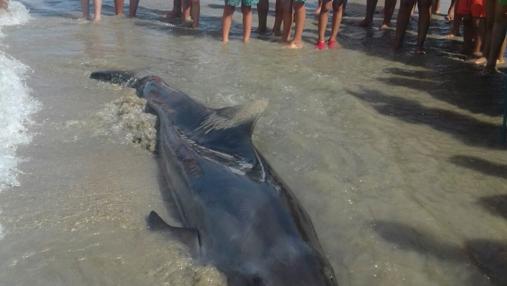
[91,71,338,286]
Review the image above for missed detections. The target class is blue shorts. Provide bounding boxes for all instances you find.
[225,0,259,7]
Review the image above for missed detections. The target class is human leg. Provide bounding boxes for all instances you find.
[81,0,90,19]
[360,0,379,27]
[288,1,305,48]
[257,0,269,33]
[93,0,102,22]
[317,0,332,47]
[242,5,253,41]
[281,0,293,42]
[328,0,344,45]
[485,3,507,71]
[416,0,432,53]
[222,5,235,42]
[190,0,200,27]
[394,0,417,49]
[115,0,125,15]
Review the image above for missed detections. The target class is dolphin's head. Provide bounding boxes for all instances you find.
[228,239,338,286]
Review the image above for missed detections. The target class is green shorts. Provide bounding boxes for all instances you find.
[225,0,259,7]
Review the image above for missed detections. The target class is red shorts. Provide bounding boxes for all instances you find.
[471,0,485,18]
[457,0,472,16]
[457,0,485,17]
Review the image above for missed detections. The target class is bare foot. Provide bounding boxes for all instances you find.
[359,18,372,27]
[415,47,426,54]
[481,66,500,76]
[380,23,390,30]
[92,16,101,23]
[257,27,269,35]
[498,59,505,65]
[166,10,181,18]
[286,41,303,49]
[473,57,487,66]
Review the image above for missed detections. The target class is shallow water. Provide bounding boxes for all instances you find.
[0,0,506,285]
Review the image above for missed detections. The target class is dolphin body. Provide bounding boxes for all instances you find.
[91,71,338,286]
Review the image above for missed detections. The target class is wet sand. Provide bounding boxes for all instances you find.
[0,0,506,285]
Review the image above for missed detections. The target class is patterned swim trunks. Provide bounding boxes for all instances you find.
[225,0,259,7]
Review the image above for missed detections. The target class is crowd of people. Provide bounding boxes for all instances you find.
[0,0,505,72]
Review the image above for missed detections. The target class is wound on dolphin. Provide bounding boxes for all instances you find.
[91,70,339,286]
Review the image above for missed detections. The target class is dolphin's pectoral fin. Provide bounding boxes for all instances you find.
[146,211,201,255]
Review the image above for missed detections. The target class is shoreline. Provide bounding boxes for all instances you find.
[0,0,506,285]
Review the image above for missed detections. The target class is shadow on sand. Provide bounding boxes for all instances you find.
[372,220,507,286]
[347,87,505,149]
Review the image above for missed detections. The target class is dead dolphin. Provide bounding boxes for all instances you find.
[91,71,338,286]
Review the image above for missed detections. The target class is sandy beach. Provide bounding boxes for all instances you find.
[0,0,506,285]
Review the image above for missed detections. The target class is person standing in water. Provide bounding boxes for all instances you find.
[484,0,507,72]
[114,0,140,17]
[222,0,258,43]
[394,0,433,53]
[315,0,344,49]
[81,0,102,22]
[281,0,306,48]
[359,0,397,29]
[257,0,269,34]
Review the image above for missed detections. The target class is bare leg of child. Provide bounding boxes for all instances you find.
[315,0,322,15]
[273,0,283,35]
[360,0,379,27]
[328,0,344,46]
[222,5,235,42]
[381,0,397,29]
[287,2,305,48]
[129,0,140,17]
[81,0,90,19]
[447,0,456,20]
[317,0,332,47]
[485,4,507,72]
[115,0,125,15]
[190,0,200,27]
[257,0,269,33]
[472,18,485,57]
[182,0,191,22]
[463,15,475,55]
[242,5,253,41]
[167,0,182,18]
[415,0,432,53]
[394,0,417,50]
[498,37,506,63]
[92,0,102,22]
[281,0,293,42]
[433,0,440,14]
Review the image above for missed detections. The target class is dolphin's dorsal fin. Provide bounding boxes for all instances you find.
[197,99,268,135]
[147,211,201,255]
[191,100,268,165]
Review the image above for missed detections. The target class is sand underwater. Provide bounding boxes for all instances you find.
[0,0,506,285]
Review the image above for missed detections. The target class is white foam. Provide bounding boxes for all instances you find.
[0,1,30,38]
[0,2,38,193]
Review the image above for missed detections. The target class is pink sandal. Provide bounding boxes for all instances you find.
[327,39,337,49]
[315,40,326,50]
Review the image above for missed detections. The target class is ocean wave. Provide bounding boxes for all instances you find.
[0,2,38,192]
[0,1,30,38]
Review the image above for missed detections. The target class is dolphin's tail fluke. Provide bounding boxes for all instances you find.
[90,70,138,87]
